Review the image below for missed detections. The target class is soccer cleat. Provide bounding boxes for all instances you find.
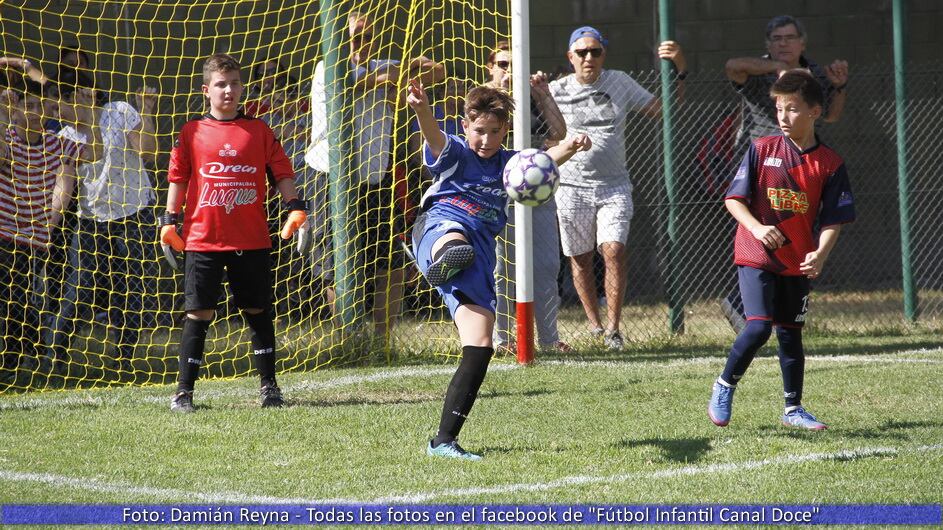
[604,331,624,351]
[708,381,736,426]
[426,440,482,461]
[782,407,827,430]
[260,383,285,408]
[170,390,195,413]
[425,244,475,286]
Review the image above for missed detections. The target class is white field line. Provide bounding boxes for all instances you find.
[0,469,351,505]
[1,443,940,505]
[2,347,941,411]
[369,443,943,504]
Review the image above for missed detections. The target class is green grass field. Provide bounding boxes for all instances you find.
[1,332,941,523]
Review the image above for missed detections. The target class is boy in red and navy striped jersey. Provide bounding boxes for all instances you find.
[708,70,855,431]
[162,54,307,412]
[0,80,78,372]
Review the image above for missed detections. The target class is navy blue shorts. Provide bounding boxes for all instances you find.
[412,211,498,319]
[738,265,809,328]
[184,249,272,311]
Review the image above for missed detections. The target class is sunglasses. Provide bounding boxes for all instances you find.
[573,47,603,58]
[495,60,510,70]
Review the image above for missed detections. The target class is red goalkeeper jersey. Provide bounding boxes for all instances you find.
[168,113,295,251]
[726,135,856,276]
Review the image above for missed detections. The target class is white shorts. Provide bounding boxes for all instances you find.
[555,182,634,257]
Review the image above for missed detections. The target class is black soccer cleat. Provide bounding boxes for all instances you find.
[170,390,195,413]
[425,244,475,287]
[260,383,285,408]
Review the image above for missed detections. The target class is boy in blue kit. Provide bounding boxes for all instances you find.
[406,79,591,460]
[708,70,855,430]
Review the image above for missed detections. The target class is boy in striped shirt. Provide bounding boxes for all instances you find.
[0,79,78,375]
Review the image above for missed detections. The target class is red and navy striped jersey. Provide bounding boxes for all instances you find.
[0,127,80,249]
[726,135,855,276]
[168,113,295,251]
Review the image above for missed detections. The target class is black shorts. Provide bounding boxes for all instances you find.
[184,249,272,311]
[738,265,810,328]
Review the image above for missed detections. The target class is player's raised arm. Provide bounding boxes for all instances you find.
[546,133,592,166]
[405,78,446,159]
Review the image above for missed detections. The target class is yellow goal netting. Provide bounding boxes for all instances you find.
[0,0,511,392]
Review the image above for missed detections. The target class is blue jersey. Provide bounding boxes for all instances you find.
[420,134,516,237]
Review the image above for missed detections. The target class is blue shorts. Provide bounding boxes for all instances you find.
[738,266,810,328]
[412,211,498,318]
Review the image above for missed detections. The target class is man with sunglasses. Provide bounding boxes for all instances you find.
[719,15,849,333]
[549,26,686,351]
[305,11,445,337]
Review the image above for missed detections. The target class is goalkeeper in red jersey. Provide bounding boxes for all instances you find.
[162,53,308,412]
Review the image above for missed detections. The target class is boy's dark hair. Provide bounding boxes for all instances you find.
[770,69,824,109]
[19,79,46,100]
[464,85,515,124]
[59,45,92,69]
[203,53,241,84]
[56,69,96,101]
[766,15,805,40]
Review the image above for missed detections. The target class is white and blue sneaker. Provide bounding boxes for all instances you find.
[426,440,482,461]
[782,406,827,430]
[708,380,736,427]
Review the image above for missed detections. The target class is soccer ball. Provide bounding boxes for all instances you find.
[503,148,560,207]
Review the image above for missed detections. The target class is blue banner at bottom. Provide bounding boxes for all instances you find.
[1,504,940,525]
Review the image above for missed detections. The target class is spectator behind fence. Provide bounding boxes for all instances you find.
[720,15,849,333]
[43,70,159,371]
[484,40,571,354]
[707,70,855,431]
[1,46,97,133]
[304,10,444,337]
[162,53,308,412]
[0,80,78,375]
[549,26,686,350]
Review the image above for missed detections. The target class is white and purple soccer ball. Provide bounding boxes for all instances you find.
[502,148,560,207]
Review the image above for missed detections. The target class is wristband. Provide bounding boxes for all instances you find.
[160,211,179,226]
[676,70,688,81]
[285,198,308,212]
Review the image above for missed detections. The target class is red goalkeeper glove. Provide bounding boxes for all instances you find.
[280,198,311,254]
[160,211,185,270]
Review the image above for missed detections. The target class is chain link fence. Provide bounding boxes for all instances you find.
[492,62,943,350]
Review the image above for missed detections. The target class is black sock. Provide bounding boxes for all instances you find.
[777,326,805,408]
[433,345,493,446]
[432,238,468,262]
[720,319,772,385]
[177,318,211,392]
[244,309,277,387]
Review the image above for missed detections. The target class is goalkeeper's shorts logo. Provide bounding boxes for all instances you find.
[187,358,203,365]
[254,347,274,355]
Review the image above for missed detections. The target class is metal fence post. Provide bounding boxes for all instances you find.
[320,1,363,328]
[659,0,684,333]
[893,0,917,322]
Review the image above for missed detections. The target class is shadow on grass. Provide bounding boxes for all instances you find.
[614,437,712,463]
[756,419,943,441]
